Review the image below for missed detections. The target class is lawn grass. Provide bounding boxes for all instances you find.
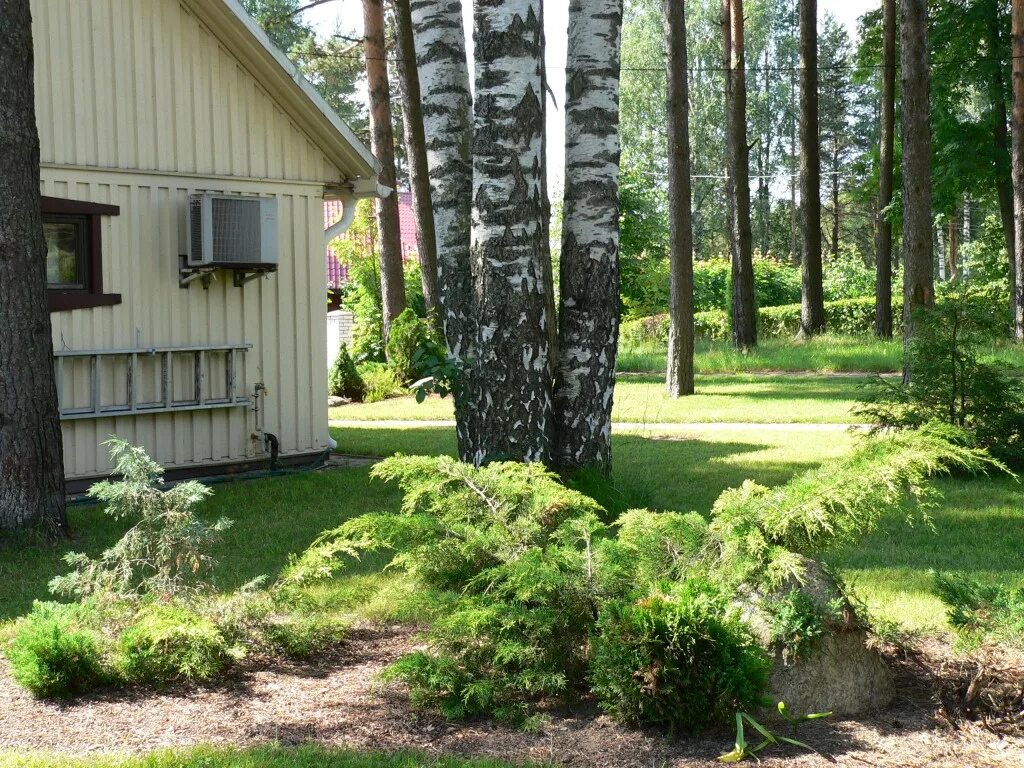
[331,374,871,425]
[0,745,526,768]
[3,423,1019,638]
[618,335,903,374]
[616,334,1024,374]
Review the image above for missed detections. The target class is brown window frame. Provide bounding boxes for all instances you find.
[42,196,122,312]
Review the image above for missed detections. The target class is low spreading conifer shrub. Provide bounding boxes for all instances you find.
[288,427,993,729]
[590,579,770,732]
[5,602,108,698]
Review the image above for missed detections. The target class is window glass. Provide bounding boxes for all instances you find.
[43,218,85,289]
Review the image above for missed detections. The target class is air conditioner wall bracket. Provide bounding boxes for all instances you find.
[179,255,217,289]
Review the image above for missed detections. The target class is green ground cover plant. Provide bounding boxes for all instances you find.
[2,441,349,698]
[859,287,1024,465]
[283,427,991,728]
[933,572,1024,650]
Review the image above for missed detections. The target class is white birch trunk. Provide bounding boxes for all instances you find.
[470,0,552,465]
[554,0,624,473]
[409,0,476,457]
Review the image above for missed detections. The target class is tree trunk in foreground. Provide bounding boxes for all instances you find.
[723,0,757,349]
[554,0,624,473]
[0,0,67,535]
[875,0,896,340]
[798,0,825,338]
[394,0,439,322]
[470,1,552,464]
[363,0,406,340]
[1013,0,1024,340]
[900,0,934,381]
[665,0,695,397]
[409,0,476,459]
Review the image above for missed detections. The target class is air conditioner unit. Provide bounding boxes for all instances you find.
[187,194,278,268]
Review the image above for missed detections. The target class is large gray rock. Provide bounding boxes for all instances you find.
[742,557,895,717]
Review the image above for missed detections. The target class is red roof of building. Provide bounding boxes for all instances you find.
[325,192,418,290]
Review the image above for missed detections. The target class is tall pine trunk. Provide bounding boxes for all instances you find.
[989,11,1018,297]
[830,136,840,258]
[409,0,475,458]
[666,0,695,397]
[797,0,824,338]
[948,210,960,281]
[0,0,67,535]
[394,0,439,322]
[471,1,552,464]
[554,0,624,473]
[723,0,757,349]
[1013,0,1024,340]
[900,0,935,381]
[875,0,896,339]
[363,0,406,340]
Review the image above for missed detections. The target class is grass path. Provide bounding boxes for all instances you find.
[332,374,870,425]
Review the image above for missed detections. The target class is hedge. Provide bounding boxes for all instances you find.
[621,297,900,344]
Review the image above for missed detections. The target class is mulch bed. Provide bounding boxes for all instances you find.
[1,624,1022,767]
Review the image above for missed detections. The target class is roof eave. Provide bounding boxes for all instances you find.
[183,0,380,184]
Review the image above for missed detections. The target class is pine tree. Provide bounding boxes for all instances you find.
[362,0,406,339]
[797,0,825,338]
[0,0,68,534]
[723,0,757,349]
[665,0,695,397]
[1013,0,1024,340]
[900,0,935,379]
[393,0,439,322]
[875,0,897,339]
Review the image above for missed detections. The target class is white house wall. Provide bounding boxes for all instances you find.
[32,0,339,480]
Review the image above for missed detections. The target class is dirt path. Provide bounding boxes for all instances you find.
[2,625,1021,767]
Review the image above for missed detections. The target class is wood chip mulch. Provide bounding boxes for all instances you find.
[2,625,1023,767]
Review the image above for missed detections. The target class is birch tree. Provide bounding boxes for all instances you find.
[363,0,406,338]
[875,0,896,339]
[0,0,67,534]
[1013,0,1024,340]
[470,1,552,464]
[554,0,624,473]
[665,0,695,397]
[723,0,757,349]
[900,0,934,379]
[409,0,475,458]
[394,0,439,321]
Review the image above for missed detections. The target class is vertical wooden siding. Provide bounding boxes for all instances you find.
[32,0,335,479]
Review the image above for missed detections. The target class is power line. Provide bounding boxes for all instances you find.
[293,47,1022,76]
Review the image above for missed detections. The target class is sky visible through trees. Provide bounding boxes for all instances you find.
[306,0,876,198]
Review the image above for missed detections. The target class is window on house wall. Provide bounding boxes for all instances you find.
[43,215,89,289]
[41,196,122,312]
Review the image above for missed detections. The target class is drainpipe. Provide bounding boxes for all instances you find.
[324,179,383,452]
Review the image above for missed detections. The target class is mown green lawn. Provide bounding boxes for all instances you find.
[4,423,1020,637]
[618,335,903,374]
[0,746,524,768]
[331,374,872,424]
[615,334,1024,374]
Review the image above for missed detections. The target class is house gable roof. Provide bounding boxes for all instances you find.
[183,0,379,186]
